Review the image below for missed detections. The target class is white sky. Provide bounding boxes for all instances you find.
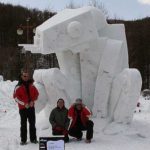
[0,0,150,20]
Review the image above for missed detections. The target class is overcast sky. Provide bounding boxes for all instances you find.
[0,0,150,20]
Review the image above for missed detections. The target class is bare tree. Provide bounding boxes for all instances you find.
[65,0,108,19]
[65,0,81,9]
[88,0,109,18]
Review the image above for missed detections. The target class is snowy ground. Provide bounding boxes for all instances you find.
[0,80,150,150]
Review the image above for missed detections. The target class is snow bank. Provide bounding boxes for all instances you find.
[0,75,3,81]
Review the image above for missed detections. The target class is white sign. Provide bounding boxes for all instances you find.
[47,140,64,150]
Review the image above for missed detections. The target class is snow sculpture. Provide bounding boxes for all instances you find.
[20,6,142,124]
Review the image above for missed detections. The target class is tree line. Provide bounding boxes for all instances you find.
[0,3,58,80]
[0,2,149,89]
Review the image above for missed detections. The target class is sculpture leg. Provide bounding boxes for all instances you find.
[34,68,71,108]
[109,69,142,124]
[93,39,125,118]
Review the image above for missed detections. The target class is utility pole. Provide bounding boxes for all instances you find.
[17,17,36,73]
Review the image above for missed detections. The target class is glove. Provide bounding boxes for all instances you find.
[63,129,68,136]
[55,126,63,131]
[29,101,34,107]
[25,104,30,109]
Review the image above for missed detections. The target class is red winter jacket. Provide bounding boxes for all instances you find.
[13,83,39,110]
[68,104,92,128]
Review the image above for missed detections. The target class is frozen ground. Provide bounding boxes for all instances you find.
[0,80,150,150]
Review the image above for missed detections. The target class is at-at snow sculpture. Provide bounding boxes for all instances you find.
[20,6,142,124]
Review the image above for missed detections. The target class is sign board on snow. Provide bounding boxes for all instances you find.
[47,140,64,150]
[39,137,65,150]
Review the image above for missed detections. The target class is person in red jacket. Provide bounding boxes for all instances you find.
[13,69,39,145]
[68,98,94,143]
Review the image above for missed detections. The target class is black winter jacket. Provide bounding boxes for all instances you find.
[49,107,70,130]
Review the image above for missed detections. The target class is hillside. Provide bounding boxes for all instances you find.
[0,3,57,80]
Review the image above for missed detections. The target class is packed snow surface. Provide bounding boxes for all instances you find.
[0,80,150,150]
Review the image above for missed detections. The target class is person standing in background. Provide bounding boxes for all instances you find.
[13,69,39,145]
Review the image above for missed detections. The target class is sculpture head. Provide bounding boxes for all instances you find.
[20,6,107,54]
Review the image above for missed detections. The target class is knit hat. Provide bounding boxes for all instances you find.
[75,98,82,104]
[57,98,65,104]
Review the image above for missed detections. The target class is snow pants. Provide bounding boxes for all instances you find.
[19,107,37,142]
[69,120,94,140]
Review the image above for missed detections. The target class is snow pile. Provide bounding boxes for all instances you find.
[0,80,17,118]
[136,96,150,112]
[0,80,17,98]
[0,75,3,81]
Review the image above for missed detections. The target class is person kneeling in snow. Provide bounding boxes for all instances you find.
[49,98,70,143]
[68,98,94,143]
[13,69,39,145]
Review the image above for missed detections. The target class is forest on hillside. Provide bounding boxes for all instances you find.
[0,3,149,89]
[0,3,58,80]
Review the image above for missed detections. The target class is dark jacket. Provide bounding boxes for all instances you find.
[50,107,70,130]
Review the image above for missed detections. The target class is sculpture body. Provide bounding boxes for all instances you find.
[20,6,142,124]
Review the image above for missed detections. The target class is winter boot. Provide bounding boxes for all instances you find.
[20,141,27,145]
[85,139,91,143]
